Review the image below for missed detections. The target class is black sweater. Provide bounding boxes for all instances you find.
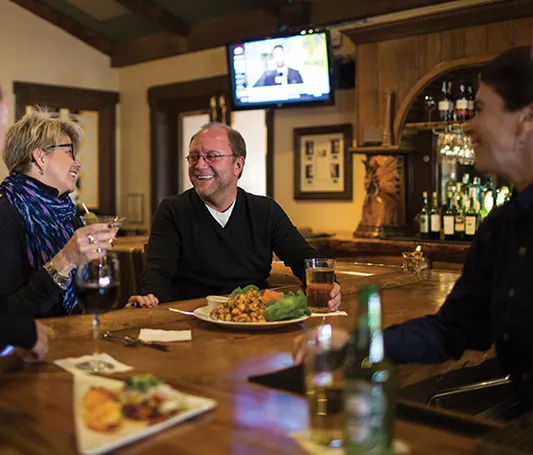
[0,180,83,318]
[0,314,36,352]
[141,188,320,302]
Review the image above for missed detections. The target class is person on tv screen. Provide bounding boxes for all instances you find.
[253,45,303,87]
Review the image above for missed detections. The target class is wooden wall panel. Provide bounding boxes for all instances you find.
[353,17,533,145]
[488,21,514,53]
[356,43,380,142]
[511,17,532,47]
[377,40,399,129]
[417,33,442,77]
[463,25,489,56]
[439,29,465,61]
[395,37,420,114]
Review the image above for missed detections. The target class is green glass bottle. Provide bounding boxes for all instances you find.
[443,191,456,241]
[429,191,441,240]
[419,191,430,240]
[454,194,465,241]
[464,195,478,241]
[344,285,395,455]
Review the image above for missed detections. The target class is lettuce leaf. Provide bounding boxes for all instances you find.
[228,284,259,299]
[264,290,311,321]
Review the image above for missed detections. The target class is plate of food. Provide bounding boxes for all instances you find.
[74,374,216,454]
[193,285,311,330]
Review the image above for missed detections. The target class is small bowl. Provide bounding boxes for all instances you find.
[206,295,229,310]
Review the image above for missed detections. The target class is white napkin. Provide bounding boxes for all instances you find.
[310,311,348,317]
[54,353,133,375]
[138,329,192,342]
[290,431,410,454]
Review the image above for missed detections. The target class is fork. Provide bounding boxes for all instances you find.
[100,331,169,351]
[122,336,169,352]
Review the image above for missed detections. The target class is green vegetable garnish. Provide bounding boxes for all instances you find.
[125,375,164,392]
[264,290,311,321]
[228,284,259,299]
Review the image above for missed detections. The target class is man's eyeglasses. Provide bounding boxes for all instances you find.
[186,152,235,165]
[42,143,76,161]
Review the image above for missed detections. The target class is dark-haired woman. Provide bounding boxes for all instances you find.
[295,46,533,412]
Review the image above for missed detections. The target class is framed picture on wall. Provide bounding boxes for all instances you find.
[293,124,353,200]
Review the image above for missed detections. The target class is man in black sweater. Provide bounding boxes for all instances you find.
[132,123,341,307]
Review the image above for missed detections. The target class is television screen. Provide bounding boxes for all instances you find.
[227,31,334,110]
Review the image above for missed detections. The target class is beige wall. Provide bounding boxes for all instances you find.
[0,0,363,234]
[0,0,119,180]
[274,91,364,234]
[118,45,363,234]
[117,48,228,227]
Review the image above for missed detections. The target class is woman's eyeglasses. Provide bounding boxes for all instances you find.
[42,143,76,161]
[186,152,235,165]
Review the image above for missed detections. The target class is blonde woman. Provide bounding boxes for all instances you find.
[0,109,115,318]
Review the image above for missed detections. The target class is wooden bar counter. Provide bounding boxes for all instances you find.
[112,233,470,267]
[0,264,484,455]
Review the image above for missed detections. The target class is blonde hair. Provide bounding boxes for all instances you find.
[3,108,83,174]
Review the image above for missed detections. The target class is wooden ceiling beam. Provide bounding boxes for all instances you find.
[9,0,113,55]
[112,31,188,67]
[111,0,458,66]
[307,0,452,26]
[115,0,191,36]
[112,9,278,67]
[344,0,533,45]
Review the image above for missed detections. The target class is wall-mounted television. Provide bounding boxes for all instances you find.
[227,30,334,110]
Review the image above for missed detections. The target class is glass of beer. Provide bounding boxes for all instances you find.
[305,258,335,313]
[305,323,348,448]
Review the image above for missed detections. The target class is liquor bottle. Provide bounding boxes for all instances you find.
[455,84,468,121]
[438,81,451,122]
[467,85,475,119]
[471,177,482,212]
[447,81,455,121]
[464,196,478,241]
[454,194,465,241]
[430,191,441,240]
[461,173,471,210]
[483,177,496,214]
[445,172,457,200]
[443,191,456,241]
[419,191,430,240]
[344,285,395,455]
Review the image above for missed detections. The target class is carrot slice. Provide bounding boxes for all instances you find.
[263,289,283,302]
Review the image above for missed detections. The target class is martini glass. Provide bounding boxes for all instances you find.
[81,215,125,251]
[81,215,125,234]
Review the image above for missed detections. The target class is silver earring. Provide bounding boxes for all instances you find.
[39,167,44,175]
[517,137,524,154]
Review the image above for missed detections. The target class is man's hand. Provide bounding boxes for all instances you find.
[22,321,49,363]
[328,282,341,312]
[126,294,159,308]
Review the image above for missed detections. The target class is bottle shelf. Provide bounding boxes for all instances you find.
[404,121,468,131]
[349,145,415,154]
[382,235,471,245]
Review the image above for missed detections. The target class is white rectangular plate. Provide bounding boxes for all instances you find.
[74,374,216,454]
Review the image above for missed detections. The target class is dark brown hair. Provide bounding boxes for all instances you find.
[481,46,533,112]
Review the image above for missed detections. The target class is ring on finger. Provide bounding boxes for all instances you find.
[87,234,95,244]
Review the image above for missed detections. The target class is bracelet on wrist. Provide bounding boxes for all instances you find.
[43,262,70,291]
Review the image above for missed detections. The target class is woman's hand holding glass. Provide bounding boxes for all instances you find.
[50,224,116,275]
